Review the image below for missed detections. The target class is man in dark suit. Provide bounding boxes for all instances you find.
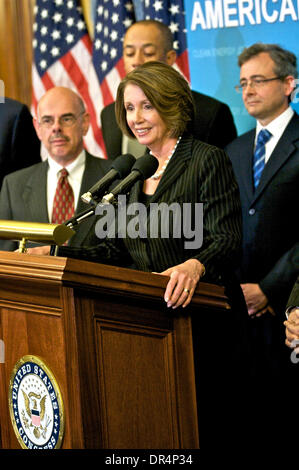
[225,43,299,443]
[0,87,109,251]
[0,97,41,188]
[101,20,237,159]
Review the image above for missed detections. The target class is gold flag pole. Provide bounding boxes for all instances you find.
[0,220,75,253]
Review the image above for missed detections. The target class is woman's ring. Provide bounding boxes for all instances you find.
[183,288,189,294]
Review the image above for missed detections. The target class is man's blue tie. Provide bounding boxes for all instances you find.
[253,128,272,189]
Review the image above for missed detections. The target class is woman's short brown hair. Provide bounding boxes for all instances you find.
[115,61,195,139]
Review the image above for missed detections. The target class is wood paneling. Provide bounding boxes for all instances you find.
[0,0,35,107]
[0,252,231,449]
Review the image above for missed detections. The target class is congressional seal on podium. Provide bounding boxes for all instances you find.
[8,355,65,449]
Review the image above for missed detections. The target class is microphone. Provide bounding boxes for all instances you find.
[64,206,96,229]
[101,154,158,204]
[81,153,136,204]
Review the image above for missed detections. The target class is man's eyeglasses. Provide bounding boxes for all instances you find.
[234,76,283,93]
[38,111,85,128]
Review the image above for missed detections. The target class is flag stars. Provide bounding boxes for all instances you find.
[110,30,118,41]
[125,2,134,12]
[40,26,48,36]
[95,39,101,50]
[110,48,117,59]
[66,17,75,27]
[123,17,133,28]
[39,59,47,69]
[111,12,119,23]
[169,4,180,15]
[77,20,85,30]
[51,30,61,40]
[97,5,104,16]
[41,9,48,19]
[169,21,179,34]
[66,33,74,44]
[40,42,47,52]
[51,47,60,57]
[96,22,103,33]
[153,1,163,11]
[53,12,62,23]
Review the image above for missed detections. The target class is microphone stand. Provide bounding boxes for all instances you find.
[64,205,97,229]
[52,196,123,256]
[52,205,97,256]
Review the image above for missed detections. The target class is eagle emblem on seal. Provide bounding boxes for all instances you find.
[21,390,50,439]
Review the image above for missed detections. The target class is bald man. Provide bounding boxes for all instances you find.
[101,20,237,159]
[0,87,110,251]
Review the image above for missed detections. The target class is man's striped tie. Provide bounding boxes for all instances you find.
[253,128,272,189]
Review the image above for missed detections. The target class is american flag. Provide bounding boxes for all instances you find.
[143,0,190,81]
[32,0,106,158]
[92,0,136,106]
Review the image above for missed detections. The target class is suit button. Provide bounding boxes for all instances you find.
[249,208,255,215]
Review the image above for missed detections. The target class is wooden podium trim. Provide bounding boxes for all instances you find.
[0,252,230,310]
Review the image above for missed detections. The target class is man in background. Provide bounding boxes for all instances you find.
[101,19,237,160]
[0,97,41,188]
[225,43,299,444]
[0,87,110,251]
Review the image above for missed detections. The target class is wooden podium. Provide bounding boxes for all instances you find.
[0,251,230,449]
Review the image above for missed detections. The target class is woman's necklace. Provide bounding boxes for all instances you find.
[149,136,182,180]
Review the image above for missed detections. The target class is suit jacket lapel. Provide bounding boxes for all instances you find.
[75,152,94,214]
[70,152,108,246]
[149,135,193,204]
[238,130,256,202]
[253,114,299,203]
[22,162,49,222]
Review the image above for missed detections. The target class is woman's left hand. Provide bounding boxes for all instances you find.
[159,259,205,309]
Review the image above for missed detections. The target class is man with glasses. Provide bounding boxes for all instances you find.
[0,86,110,251]
[225,43,299,444]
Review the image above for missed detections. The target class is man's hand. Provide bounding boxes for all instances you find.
[284,308,299,348]
[241,283,271,318]
[25,246,51,256]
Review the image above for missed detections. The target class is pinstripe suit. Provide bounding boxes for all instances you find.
[0,152,110,251]
[57,134,242,284]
